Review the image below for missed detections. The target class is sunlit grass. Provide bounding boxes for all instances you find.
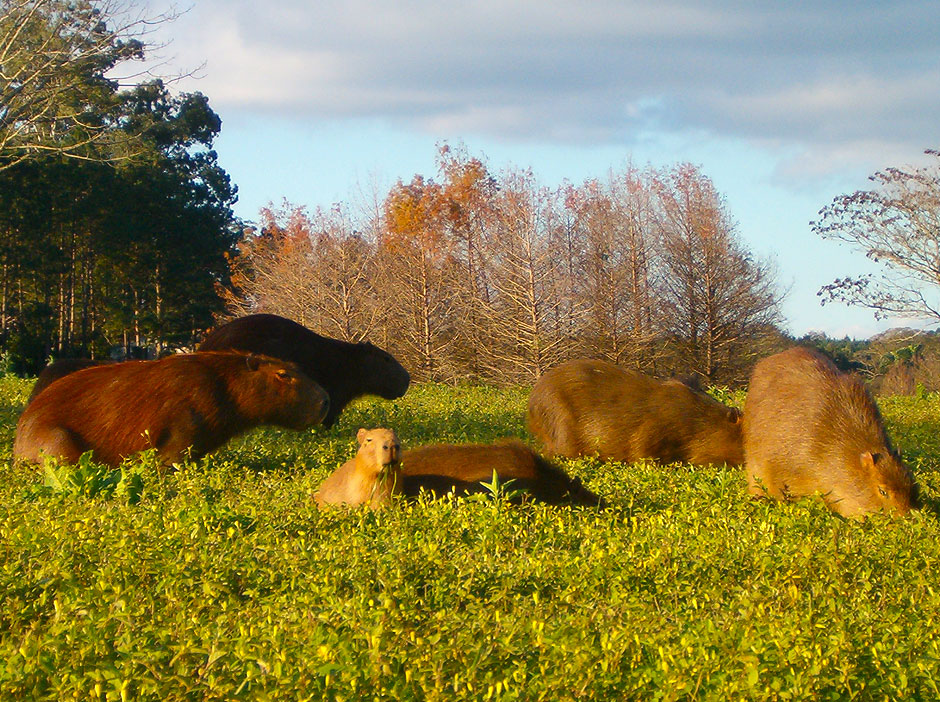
[2,376,939,700]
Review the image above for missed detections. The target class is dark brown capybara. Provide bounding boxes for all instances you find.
[14,351,330,468]
[527,359,744,466]
[198,314,410,428]
[315,428,402,509]
[399,440,606,507]
[744,346,918,518]
[27,358,115,403]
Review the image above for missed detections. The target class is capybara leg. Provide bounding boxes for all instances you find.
[35,426,87,464]
[746,466,772,498]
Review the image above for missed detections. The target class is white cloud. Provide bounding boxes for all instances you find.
[145,0,940,179]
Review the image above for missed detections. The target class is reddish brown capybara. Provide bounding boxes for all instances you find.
[198,314,410,428]
[743,346,918,518]
[527,359,744,466]
[399,440,606,507]
[13,351,330,468]
[27,358,115,403]
[314,428,402,509]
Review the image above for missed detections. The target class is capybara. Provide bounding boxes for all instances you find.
[527,359,744,466]
[198,314,410,428]
[314,428,402,509]
[14,351,330,467]
[399,440,606,507]
[27,358,115,403]
[743,346,918,518]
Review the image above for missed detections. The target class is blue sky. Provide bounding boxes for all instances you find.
[140,0,940,339]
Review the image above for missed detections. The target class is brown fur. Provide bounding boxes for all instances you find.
[744,346,919,518]
[315,428,402,509]
[399,440,606,507]
[14,351,330,468]
[527,359,744,466]
[28,358,114,403]
[199,314,410,428]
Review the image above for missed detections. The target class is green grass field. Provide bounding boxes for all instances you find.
[2,378,940,700]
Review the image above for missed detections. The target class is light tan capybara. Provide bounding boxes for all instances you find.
[527,359,744,466]
[399,440,606,507]
[314,428,402,509]
[14,351,330,468]
[27,358,115,403]
[743,346,919,518]
[199,314,410,428]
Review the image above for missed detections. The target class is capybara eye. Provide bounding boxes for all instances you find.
[879,487,888,497]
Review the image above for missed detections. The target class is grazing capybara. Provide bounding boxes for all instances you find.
[14,351,330,468]
[27,358,115,403]
[199,314,410,428]
[744,346,918,518]
[527,359,744,466]
[399,441,606,507]
[314,428,402,509]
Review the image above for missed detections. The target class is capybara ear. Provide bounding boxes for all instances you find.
[728,407,743,424]
[357,428,367,444]
[860,451,880,473]
[245,353,261,372]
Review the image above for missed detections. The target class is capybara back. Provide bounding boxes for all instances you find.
[315,427,402,509]
[14,351,329,467]
[400,440,606,507]
[28,358,114,403]
[527,359,743,466]
[199,314,410,427]
[743,346,918,518]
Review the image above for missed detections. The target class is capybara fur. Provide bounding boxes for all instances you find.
[14,351,330,468]
[527,359,744,466]
[199,314,410,428]
[399,441,606,507]
[27,358,115,403]
[744,346,919,518]
[314,428,402,509]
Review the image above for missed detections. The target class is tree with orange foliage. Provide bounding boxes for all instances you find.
[381,174,459,380]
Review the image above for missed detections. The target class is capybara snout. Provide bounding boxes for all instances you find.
[253,357,330,429]
[357,427,401,470]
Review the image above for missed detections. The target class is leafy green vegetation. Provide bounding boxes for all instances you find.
[2,377,939,700]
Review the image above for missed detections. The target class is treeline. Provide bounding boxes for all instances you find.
[225,146,786,386]
[0,4,239,374]
[804,328,940,395]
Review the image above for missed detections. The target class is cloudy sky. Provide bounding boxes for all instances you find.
[142,0,939,338]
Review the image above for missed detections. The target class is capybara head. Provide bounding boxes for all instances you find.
[673,381,745,466]
[835,450,920,518]
[356,427,401,473]
[240,355,329,430]
[357,342,410,400]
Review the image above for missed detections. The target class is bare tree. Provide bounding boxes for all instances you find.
[381,175,459,381]
[654,163,783,384]
[565,166,663,370]
[815,149,940,322]
[481,168,567,382]
[0,0,184,169]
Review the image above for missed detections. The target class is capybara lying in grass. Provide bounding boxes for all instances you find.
[14,351,330,468]
[199,314,410,428]
[399,440,606,507]
[744,346,919,518]
[527,359,743,466]
[27,358,115,403]
[315,428,402,509]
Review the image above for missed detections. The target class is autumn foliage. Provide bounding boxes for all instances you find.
[224,145,784,385]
